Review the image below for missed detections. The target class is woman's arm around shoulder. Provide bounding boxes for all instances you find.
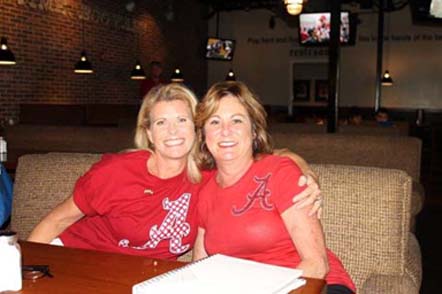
[273,149,323,218]
[27,195,84,243]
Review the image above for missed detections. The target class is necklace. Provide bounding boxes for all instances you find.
[144,188,154,195]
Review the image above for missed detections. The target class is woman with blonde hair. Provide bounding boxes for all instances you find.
[28,83,321,261]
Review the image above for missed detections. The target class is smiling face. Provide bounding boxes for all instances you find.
[203,95,254,166]
[147,99,195,162]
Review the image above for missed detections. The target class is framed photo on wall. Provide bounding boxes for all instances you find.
[315,80,329,102]
[292,80,310,102]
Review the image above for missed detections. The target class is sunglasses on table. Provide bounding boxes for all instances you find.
[22,265,54,280]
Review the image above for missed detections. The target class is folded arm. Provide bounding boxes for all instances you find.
[27,195,84,243]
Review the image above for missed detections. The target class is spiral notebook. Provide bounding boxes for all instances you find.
[132,254,305,294]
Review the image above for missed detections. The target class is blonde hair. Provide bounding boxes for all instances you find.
[195,81,273,169]
[134,83,201,183]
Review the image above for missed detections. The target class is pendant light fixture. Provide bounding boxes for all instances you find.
[130,33,146,80]
[74,12,93,74]
[0,37,16,65]
[0,9,16,65]
[131,60,146,80]
[225,69,236,81]
[171,67,184,83]
[74,50,93,74]
[284,0,304,16]
[381,70,393,86]
[381,12,393,86]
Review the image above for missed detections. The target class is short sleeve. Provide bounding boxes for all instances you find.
[197,170,216,229]
[271,157,307,214]
[196,187,212,230]
[72,154,115,216]
[197,197,207,230]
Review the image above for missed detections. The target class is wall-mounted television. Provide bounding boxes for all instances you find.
[410,0,442,26]
[298,11,357,46]
[205,37,235,61]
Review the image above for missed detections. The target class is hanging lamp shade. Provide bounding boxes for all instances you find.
[284,0,303,15]
[225,69,236,81]
[130,60,146,80]
[381,70,393,86]
[171,68,184,83]
[74,50,93,74]
[0,37,16,65]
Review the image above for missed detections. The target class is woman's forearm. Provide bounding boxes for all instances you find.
[27,217,72,243]
[281,204,329,279]
[27,195,84,243]
[192,228,208,261]
[297,257,329,279]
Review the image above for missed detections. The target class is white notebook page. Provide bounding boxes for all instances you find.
[133,254,305,294]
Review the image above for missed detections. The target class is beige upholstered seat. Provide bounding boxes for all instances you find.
[11,153,421,293]
[11,153,102,239]
[271,133,424,230]
[268,121,409,137]
[313,164,420,293]
[272,134,421,182]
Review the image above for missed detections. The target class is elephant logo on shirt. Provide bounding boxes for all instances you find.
[232,173,274,215]
[118,193,191,254]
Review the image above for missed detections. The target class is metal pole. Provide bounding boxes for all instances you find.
[374,0,385,112]
[216,12,220,38]
[327,0,341,133]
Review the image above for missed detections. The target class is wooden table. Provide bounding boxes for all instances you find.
[13,241,324,293]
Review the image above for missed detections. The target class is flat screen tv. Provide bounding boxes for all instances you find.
[410,0,442,25]
[298,11,357,46]
[205,37,235,61]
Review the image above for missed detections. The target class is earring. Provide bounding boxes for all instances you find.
[200,141,207,153]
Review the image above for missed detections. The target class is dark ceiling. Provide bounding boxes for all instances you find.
[200,0,283,12]
[199,0,409,15]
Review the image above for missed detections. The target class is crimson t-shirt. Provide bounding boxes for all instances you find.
[60,150,211,260]
[198,155,355,291]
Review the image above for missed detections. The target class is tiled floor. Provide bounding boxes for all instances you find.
[416,201,442,293]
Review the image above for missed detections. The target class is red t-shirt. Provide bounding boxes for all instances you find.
[60,150,211,260]
[198,155,355,291]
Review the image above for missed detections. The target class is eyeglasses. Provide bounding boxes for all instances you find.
[22,265,54,280]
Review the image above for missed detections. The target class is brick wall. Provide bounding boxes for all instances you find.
[0,0,208,125]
